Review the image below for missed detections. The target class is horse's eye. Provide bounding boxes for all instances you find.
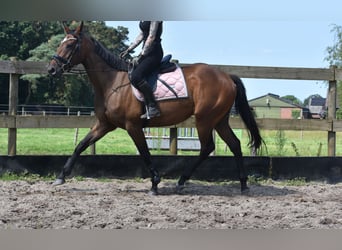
[66,44,74,49]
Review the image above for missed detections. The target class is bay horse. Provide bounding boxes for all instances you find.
[47,21,262,195]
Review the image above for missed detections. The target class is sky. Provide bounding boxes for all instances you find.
[105,0,342,103]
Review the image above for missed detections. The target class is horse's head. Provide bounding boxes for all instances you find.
[48,21,84,77]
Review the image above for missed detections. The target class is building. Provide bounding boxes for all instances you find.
[248,93,306,119]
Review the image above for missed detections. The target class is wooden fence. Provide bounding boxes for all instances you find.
[0,60,341,156]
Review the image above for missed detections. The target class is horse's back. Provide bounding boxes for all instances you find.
[144,63,236,127]
[182,63,235,90]
[182,63,236,115]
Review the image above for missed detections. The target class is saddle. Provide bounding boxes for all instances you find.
[129,54,177,91]
[131,55,188,102]
[158,54,177,74]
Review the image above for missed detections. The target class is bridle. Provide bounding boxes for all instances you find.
[50,30,130,85]
[51,34,81,73]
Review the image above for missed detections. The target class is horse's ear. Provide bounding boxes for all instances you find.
[62,21,71,34]
[75,21,84,35]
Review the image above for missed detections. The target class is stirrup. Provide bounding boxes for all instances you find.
[141,105,160,119]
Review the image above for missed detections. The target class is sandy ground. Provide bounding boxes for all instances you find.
[0,178,341,229]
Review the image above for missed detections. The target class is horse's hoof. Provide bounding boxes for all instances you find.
[52,178,65,186]
[148,189,158,196]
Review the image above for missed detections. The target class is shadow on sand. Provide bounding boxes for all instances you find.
[116,180,298,197]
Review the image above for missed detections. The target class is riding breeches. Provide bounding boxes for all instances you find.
[130,44,163,89]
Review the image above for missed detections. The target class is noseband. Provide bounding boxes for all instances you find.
[52,34,81,73]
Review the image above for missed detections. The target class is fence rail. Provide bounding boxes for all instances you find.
[1,60,340,80]
[1,115,337,130]
[0,60,339,156]
[0,104,94,116]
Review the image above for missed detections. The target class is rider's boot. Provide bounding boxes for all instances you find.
[137,81,161,119]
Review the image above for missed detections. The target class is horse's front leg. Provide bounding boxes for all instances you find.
[127,126,160,195]
[52,122,113,186]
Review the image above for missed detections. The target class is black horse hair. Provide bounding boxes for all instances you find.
[90,37,128,72]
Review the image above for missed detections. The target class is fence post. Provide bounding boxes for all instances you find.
[169,127,178,155]
[90,143,96,155]
[168,58,180,155]
[327,65,337,156]
[8,73,19,156]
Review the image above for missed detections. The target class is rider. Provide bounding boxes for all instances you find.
[120,21,163,119]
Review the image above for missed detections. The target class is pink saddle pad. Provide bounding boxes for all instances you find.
[132,65,188,102]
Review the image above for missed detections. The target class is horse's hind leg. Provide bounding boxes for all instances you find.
[126,125,160,195]
[52,121,113,186]
[215,117,248,192]
[177,126,215,189]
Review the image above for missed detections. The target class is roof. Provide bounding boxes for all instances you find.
[248,93,303,108]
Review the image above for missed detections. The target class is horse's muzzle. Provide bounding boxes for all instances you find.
[47,63,61,77]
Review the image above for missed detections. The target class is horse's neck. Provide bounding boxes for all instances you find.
[82,53,122,94]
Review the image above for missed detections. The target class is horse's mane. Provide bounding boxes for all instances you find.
[90,36,128,72]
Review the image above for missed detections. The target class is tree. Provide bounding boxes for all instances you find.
[281,95,303,106]
[0,21,62,60]
[325,24,342,119]
[0,21,62,106]
[0,21,130,107]
[24,21,130,106]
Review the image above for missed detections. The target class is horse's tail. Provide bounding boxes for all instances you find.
[231,74,262,150]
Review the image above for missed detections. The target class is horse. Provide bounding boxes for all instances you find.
[47,21,263,195]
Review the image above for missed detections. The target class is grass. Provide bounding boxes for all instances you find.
[0,127,136,155]
[215,129,342,157]
[247,175,308,186]
[1,127,342,156]
[0,171,56,182]
[0,170,309,186]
